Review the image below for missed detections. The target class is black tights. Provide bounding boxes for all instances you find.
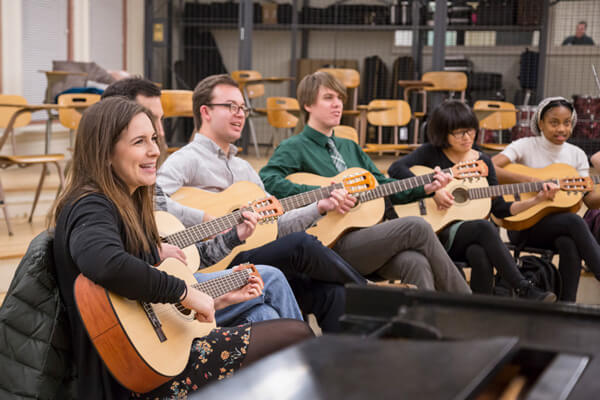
[508,212,600,301]
[244,319,314,365]
[446,220,525,294]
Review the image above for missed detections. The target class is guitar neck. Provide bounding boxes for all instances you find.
[191,269,251,299]
[592,175,600,185]
[164,209,248,249]
[279,182,344,211]
[164,183,344,249]
[358,167,454,202]
[468,180,554,200]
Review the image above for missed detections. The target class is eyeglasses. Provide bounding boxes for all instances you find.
[449,128,476,138]
[206,103,251,117]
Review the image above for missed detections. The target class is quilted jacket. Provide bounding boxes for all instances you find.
[0,231,76,399]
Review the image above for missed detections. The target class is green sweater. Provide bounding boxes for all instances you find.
[259,125,426,204]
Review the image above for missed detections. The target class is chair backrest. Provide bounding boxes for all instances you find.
[57,94,101,130]
[266,97,299,129]
[333,125,359,144]
[422,71,468,93]
[318,68,360,89]
[161,90,193,118]
[474,100,517,130]
[231,70,264,99]
[367,100,412,127]
[0,95,31,129]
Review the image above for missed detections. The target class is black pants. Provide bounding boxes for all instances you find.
[230,232,365,332]
[444,220,525,294]
[508,212,600,302]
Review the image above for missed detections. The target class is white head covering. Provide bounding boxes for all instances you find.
[531,96,577,136]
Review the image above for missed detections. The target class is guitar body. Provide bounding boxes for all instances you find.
[393,166,492,232]
[155,211,201,272]
[492,163,583,231]
[74,259,215,393]
[287,167,385,247]
[171,182,278,273]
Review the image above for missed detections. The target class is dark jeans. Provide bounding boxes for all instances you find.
[231,232,366,285]
[508,213,600,302]
[230,232,365,332]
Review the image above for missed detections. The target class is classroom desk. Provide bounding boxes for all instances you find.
[0,103,76,154]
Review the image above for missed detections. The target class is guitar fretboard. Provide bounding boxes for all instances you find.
[192,269,252,299]
[279,183,344,211]
[358,167,453,202]
[164,183,345,249]
[468,180,556,199]
[165,208,250,249]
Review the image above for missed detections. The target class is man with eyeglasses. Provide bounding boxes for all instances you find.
[157,74,369,332]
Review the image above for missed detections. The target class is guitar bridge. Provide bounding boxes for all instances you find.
[142,302,167,342]
[418,199,427,216]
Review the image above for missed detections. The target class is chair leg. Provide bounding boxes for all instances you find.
[246,118,261,158]
[413,118,420,144]
[29,164,48,223]
[0,177,13,236]
[377,126,383,156]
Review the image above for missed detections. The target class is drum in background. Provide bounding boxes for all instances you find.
[573,95,600,139]
[573,95,600,121]
[573,120,600,139]
[511,105,537,140]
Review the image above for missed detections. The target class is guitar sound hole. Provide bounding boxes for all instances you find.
[452,188,468,205]
[176,303,194,317]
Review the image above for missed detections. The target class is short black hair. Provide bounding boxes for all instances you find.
[426,100,479,148]
[101,77,161,100]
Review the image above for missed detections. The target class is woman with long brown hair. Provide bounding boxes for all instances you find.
[50,97,312,399]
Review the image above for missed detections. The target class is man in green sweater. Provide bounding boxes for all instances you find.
[260,71,471,293]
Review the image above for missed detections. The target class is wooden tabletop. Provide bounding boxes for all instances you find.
[38,70,87,76]
[397,80,434,89]
[239,77,293,85]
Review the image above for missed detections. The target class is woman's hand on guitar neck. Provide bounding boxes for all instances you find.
[509,182,560,216]
[317,188,357,215]
[424,167,453,194]
[181,285,216,323]
[236,211,260,242]
[535,182,559,202]
[214,265,263,309]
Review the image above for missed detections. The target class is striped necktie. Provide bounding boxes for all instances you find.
[326,137,347,173]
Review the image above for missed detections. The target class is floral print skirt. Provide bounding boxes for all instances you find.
[132,324,252,399]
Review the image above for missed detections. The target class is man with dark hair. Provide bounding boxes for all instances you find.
[260,71,472,294]
[156,74,377,332]
[562,21,595,45]
[102,77,305,327]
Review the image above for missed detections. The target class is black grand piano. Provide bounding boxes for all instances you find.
[193,286,600,399]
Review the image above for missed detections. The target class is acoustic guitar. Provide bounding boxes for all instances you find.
[156,194,284,273]
[394,165,593,233]
[287,161,488,247]
[74,261,261,393]
[169,171,376,272]
[491,163,599,231]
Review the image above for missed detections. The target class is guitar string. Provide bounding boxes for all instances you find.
[147,270,252,317]
[166,183,346,248]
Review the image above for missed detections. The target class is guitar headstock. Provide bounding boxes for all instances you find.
[250,196,284,224]
[232,263,264,287]
[558,177,594,193]
[451,160,489,180]
[341,170,377,194]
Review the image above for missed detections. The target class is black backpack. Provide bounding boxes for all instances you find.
[495,255,562,299]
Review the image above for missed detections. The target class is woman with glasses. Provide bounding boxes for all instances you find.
[492,97,600,301]
[388,100,556,301]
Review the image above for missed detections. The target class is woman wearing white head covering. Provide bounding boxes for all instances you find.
[492,97,600,301]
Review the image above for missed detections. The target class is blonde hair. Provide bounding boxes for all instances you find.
[297,71,347,122]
